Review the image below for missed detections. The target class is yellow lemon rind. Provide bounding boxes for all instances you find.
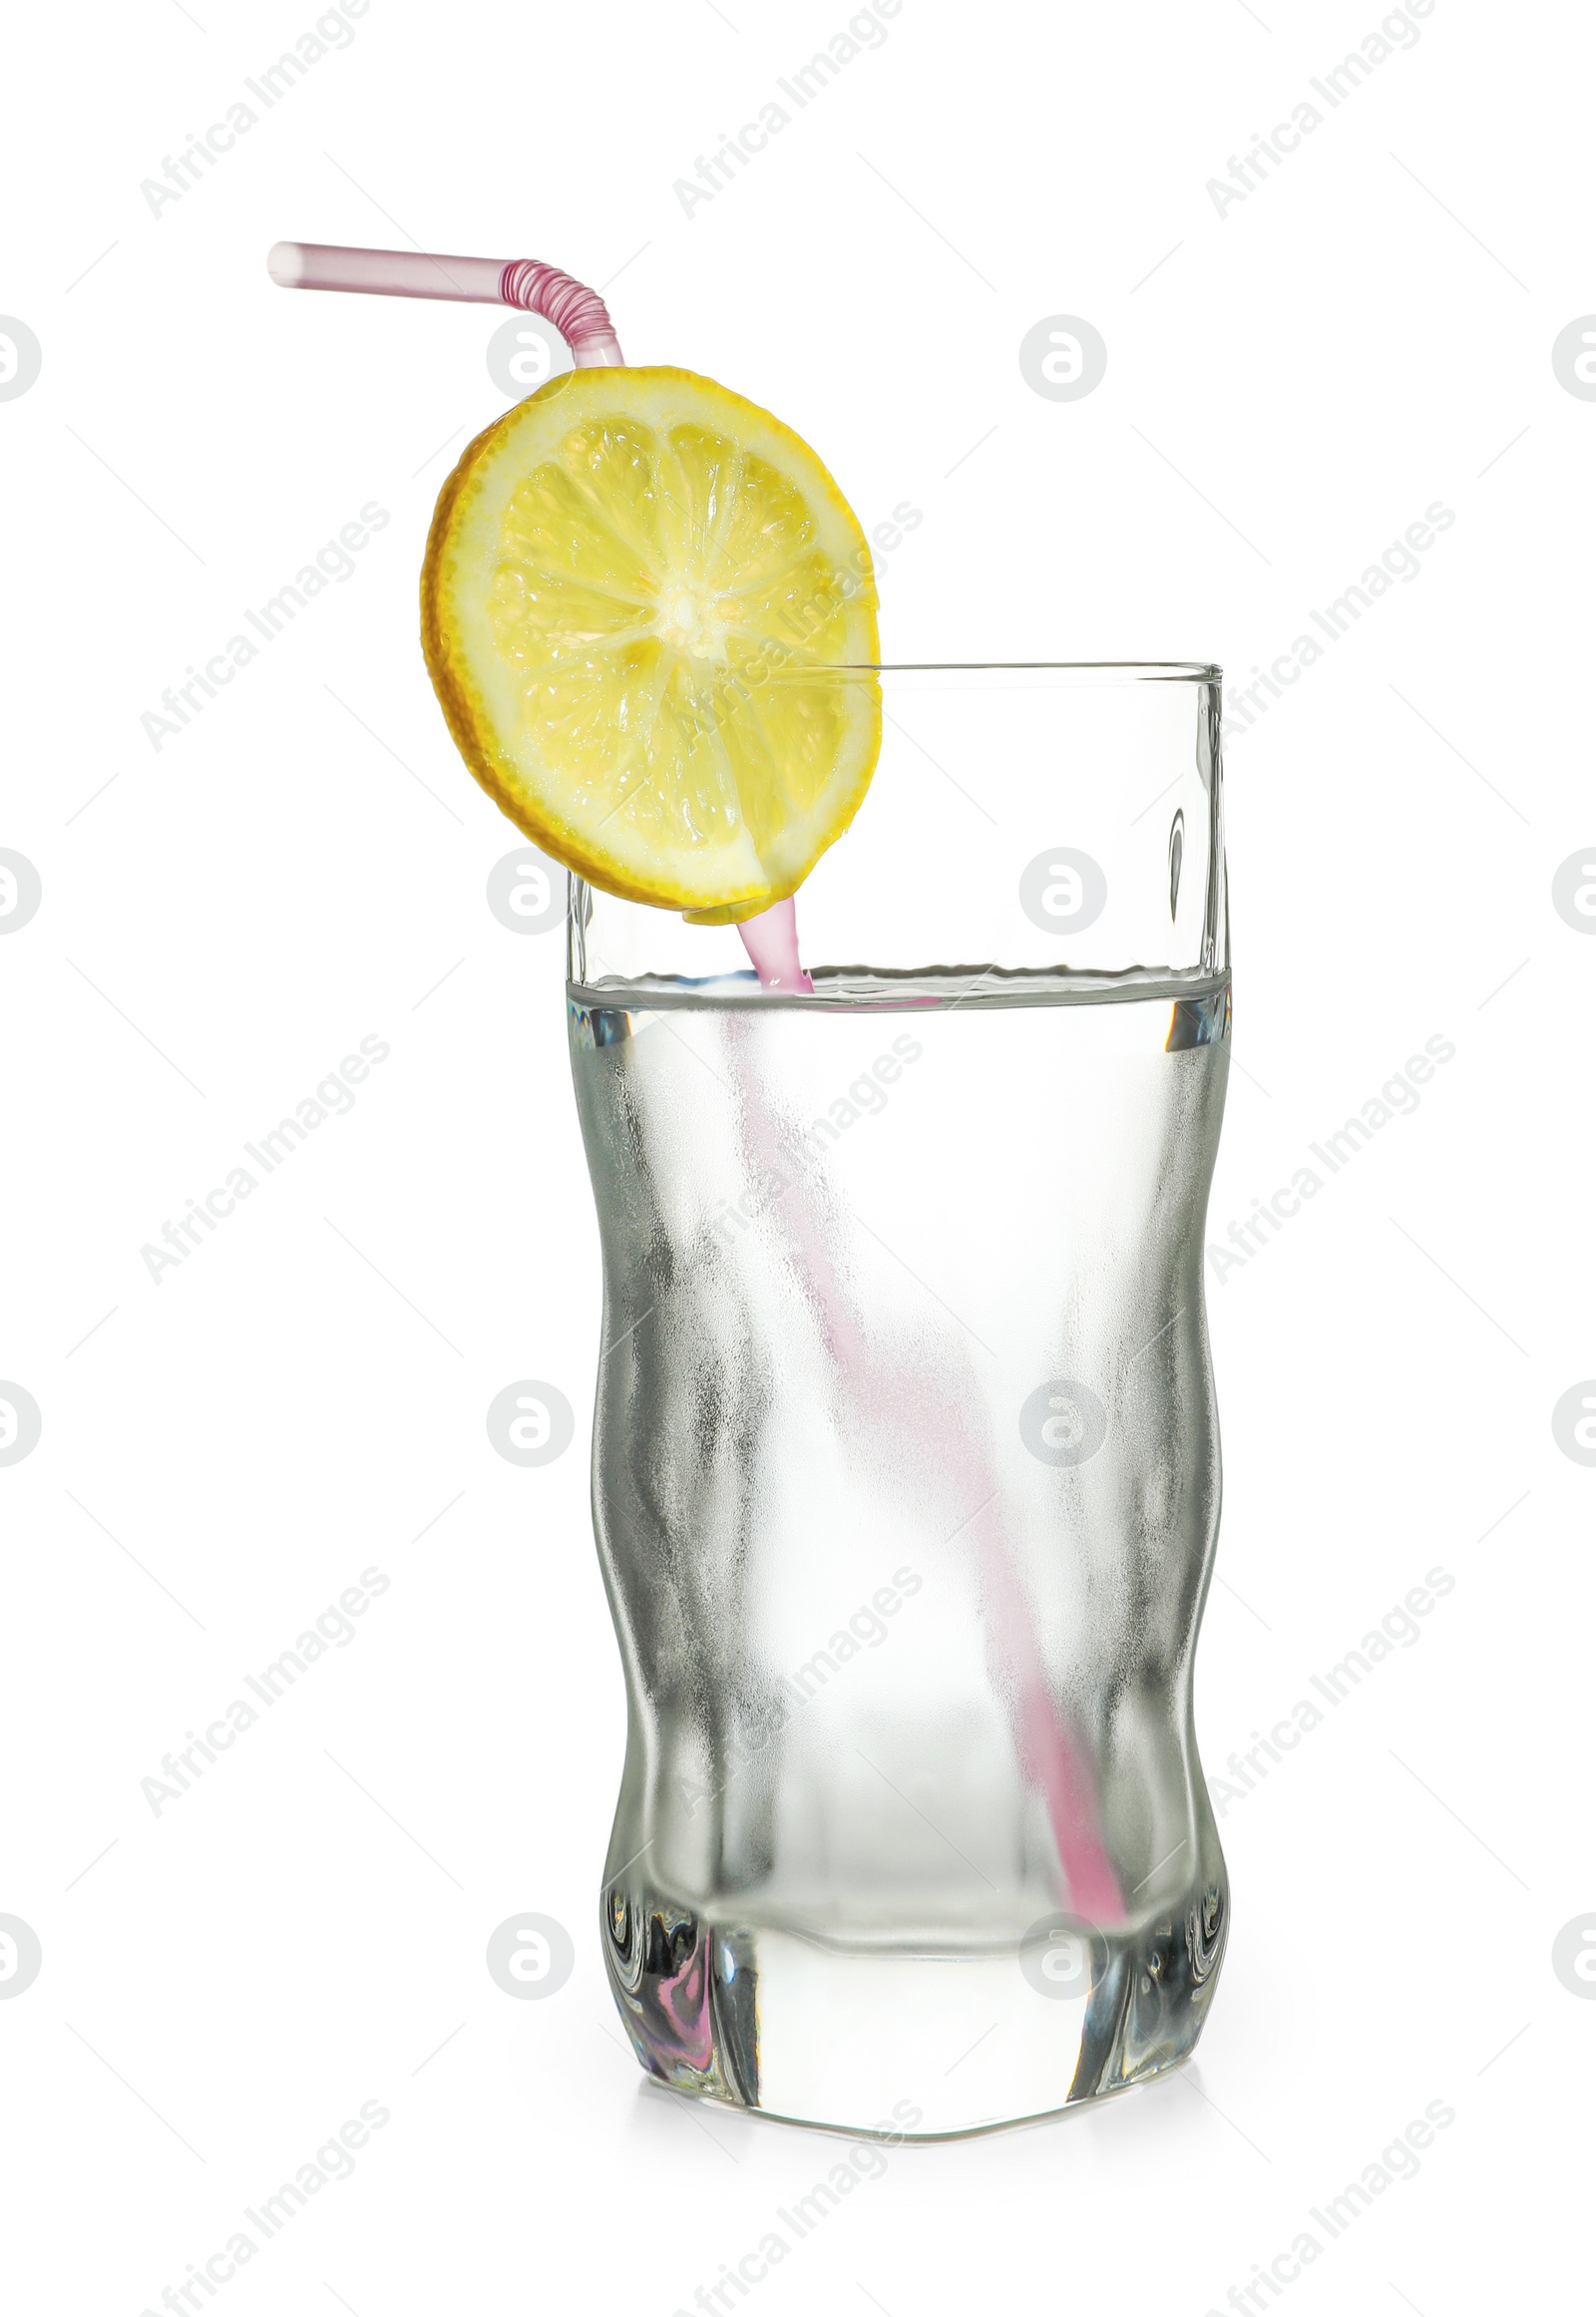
[420,366,881,915]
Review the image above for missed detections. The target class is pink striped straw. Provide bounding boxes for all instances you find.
[272,237,1124,1926]
[266,240,623,366]
[266,238,803,984]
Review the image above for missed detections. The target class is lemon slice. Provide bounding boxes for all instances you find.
[421,366,881,916]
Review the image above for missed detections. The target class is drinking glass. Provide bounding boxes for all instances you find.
[567,664,1230,2135]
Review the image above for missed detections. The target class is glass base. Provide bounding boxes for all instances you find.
[603,1877,1227,2137]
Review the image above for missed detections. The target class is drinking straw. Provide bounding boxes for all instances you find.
[266,241,623,364]
[270,240,1125,1928]
[731,896,811,992]
[727,1020,1124,1926]
[267,241,786,976]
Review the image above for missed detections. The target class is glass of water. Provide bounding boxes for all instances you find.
[567,663,1230,2135]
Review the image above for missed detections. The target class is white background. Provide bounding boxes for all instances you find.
[2,0,1590,2308]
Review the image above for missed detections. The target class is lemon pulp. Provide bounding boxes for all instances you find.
[421,366,881,915]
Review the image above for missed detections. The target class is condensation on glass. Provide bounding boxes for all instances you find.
[567,665,1231,2134]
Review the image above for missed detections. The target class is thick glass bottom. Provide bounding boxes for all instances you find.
[602,1875,1227,2137]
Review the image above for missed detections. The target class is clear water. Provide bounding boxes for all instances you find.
[569,968,1231,2134]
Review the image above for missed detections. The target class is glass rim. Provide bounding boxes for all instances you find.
[815,661,1222,683]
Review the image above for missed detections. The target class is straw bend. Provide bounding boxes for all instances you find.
[497,258,622,365]
[266,240,623,364]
